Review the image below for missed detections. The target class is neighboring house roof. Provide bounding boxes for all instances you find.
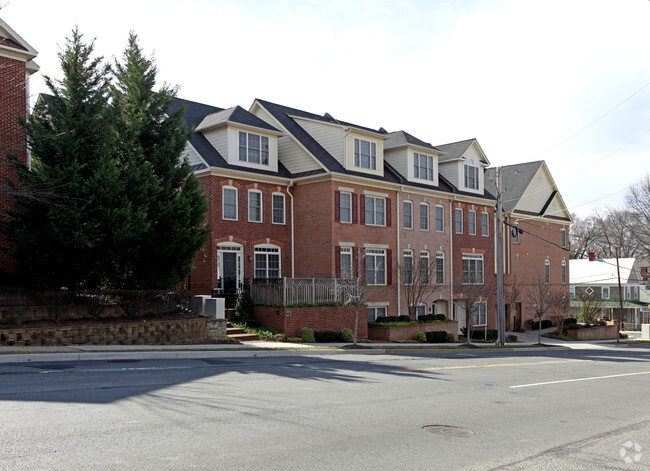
[196,105,281,134]
[570,258,640,286]
[484,160,571,222]
[170,97,292,178]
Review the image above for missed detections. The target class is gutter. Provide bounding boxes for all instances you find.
[287,180,295,277]
[396,186,403,316]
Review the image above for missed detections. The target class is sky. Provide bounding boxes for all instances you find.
[2,0,650,217]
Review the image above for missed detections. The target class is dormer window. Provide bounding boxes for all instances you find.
[414,153,435,181]
[239,131,269,165]
[354,138,376,170]
[464,159,479,190]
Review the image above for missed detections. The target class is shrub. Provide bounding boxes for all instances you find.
[314,330,342,342]
[471,329,498,341]
[298,327,315,343]
[425,331,449,343]
[388,316,399,322]
[398,315,411,322]
[414,332,426,343]
[340,328,354,343]
[529,319,553,330]
[247,319,262,328]
[447,332,456,342]
[235,290,254,323]
[420,314,436,323]
[375,316,390,323]
[436,314,447,321]
[565,317,577,325]
[274,333,286,342]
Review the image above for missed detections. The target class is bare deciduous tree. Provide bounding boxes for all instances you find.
[578,289,603,327]
[526,277,554,345]
[398,250,444,320]
[550,289,571,336]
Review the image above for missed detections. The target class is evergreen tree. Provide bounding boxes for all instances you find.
[112,32,207,289]
[8,28,130,290]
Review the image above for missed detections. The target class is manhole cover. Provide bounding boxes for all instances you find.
[422,425,474,437]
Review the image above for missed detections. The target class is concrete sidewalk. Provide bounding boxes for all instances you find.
[0,330,646,363]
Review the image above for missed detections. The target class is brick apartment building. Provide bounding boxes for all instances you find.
[0,19,38,274]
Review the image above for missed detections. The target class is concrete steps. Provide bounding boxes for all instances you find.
[226,326,259,342]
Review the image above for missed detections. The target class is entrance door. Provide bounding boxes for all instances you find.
[222,252,237,291]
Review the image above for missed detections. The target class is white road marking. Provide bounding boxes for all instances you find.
[510,370,650,388]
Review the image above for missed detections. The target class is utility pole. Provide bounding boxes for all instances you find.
[496,167,506,345]
[615,247,623,343]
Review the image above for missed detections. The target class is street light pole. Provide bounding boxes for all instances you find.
[496,167,506,345]
[615,247,623,343]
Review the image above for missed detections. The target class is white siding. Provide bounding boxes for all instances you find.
[438,161,460,188]
[203,127,229,159]
[294,117,346,166]
[180,144,206,169]
[518,168,553,213]
[384,147,408,177]
[252,106,321,174]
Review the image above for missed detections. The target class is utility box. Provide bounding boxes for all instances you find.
[193,295,211,317]
[642,324,650,339]
[204,297,225,320]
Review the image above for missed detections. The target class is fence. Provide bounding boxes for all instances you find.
[249,278,357,306]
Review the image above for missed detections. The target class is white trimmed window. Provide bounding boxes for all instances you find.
[455,208,463,234]
[464,159,479,190]
[414,304,427,319]
[602,286,610,299]
[367,306,387,322]
[545,260,550,284]
[272,193,285,224]
[413,153,434,181]
[419,203,429,230]
[561,229,567,249]
[472,302,487,326]
[248,190,262,222]
[435,205,444,232]
[403,250,413,285]
[403,201,413,229]
[354,138,376,170]
[420,251,430,284]
[340,247,353,279]
[239,131,269,165]
[462,253,484,284]
[561,261,567,284]
[468,210,476,235]
[481,212,489,236]
[513,222,520,243]
[222,186,238,220]
[365,249,386,285]
[340,192,352,223]
[570,286,575,299]
[365,196,385,226]
[436,251,444,284]
[254,245,280,278]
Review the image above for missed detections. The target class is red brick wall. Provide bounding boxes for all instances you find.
[505,217,570,329]
[368,320,458,341]
[254,304,368,338]
[189,175,293,294]
[0,56,28,273]
[450,201,497,329]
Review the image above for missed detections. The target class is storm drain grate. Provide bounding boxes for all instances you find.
[422,425,474,437]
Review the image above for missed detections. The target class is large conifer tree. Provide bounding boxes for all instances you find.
[112,32,207,289]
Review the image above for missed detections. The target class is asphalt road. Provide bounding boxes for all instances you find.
[1,347,650,470]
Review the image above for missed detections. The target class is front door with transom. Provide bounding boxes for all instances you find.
[218,245,243,292]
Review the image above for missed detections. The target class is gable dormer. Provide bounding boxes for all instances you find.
[436,139,490,195]
[196,106,283,172]
[345,129,385,177]
[383,130,442,186]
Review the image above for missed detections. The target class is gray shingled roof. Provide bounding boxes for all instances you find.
[196,105,280,133]
[383,130,441,152]
[484,161,545,213]
[435,138,477,162]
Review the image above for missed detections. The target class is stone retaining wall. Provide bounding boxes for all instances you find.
[0,318,211,346]
[368,321,458,341]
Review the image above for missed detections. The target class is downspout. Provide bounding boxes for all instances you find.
[396,186,403,316]
[287,180,295,277]
[449,197,455,320]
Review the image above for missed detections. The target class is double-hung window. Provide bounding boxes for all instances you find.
[403,201,413,229]
[420,251,430,285]
[602,286,610,299]
[561,261,567,285]
[468,210,476,235]
[464,159,479,189]
[455,208,463,234]
[435,206,444,232]
[340,192,352,223]
[367,306,386,322]
[545,260,550,284]
[248,190,262,222]
[462,253,484,284]
[254,246,280,278]
[435,252,444,284]
[272,193,285,224]
[403,250,413,285]
[561,229,567,249]
[365,249,386,285]
[239,131,269,165]
[472,302,487,326]
[340,247,353,279]
[481,212,489,236]
[513,222,520,243]
[413,153,434,181]
[354,138,376,170]
[222,187,238,220]
[365,196,385,226]
[420,203,429,230]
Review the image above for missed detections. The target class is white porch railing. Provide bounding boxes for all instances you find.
[249,277,355,306]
